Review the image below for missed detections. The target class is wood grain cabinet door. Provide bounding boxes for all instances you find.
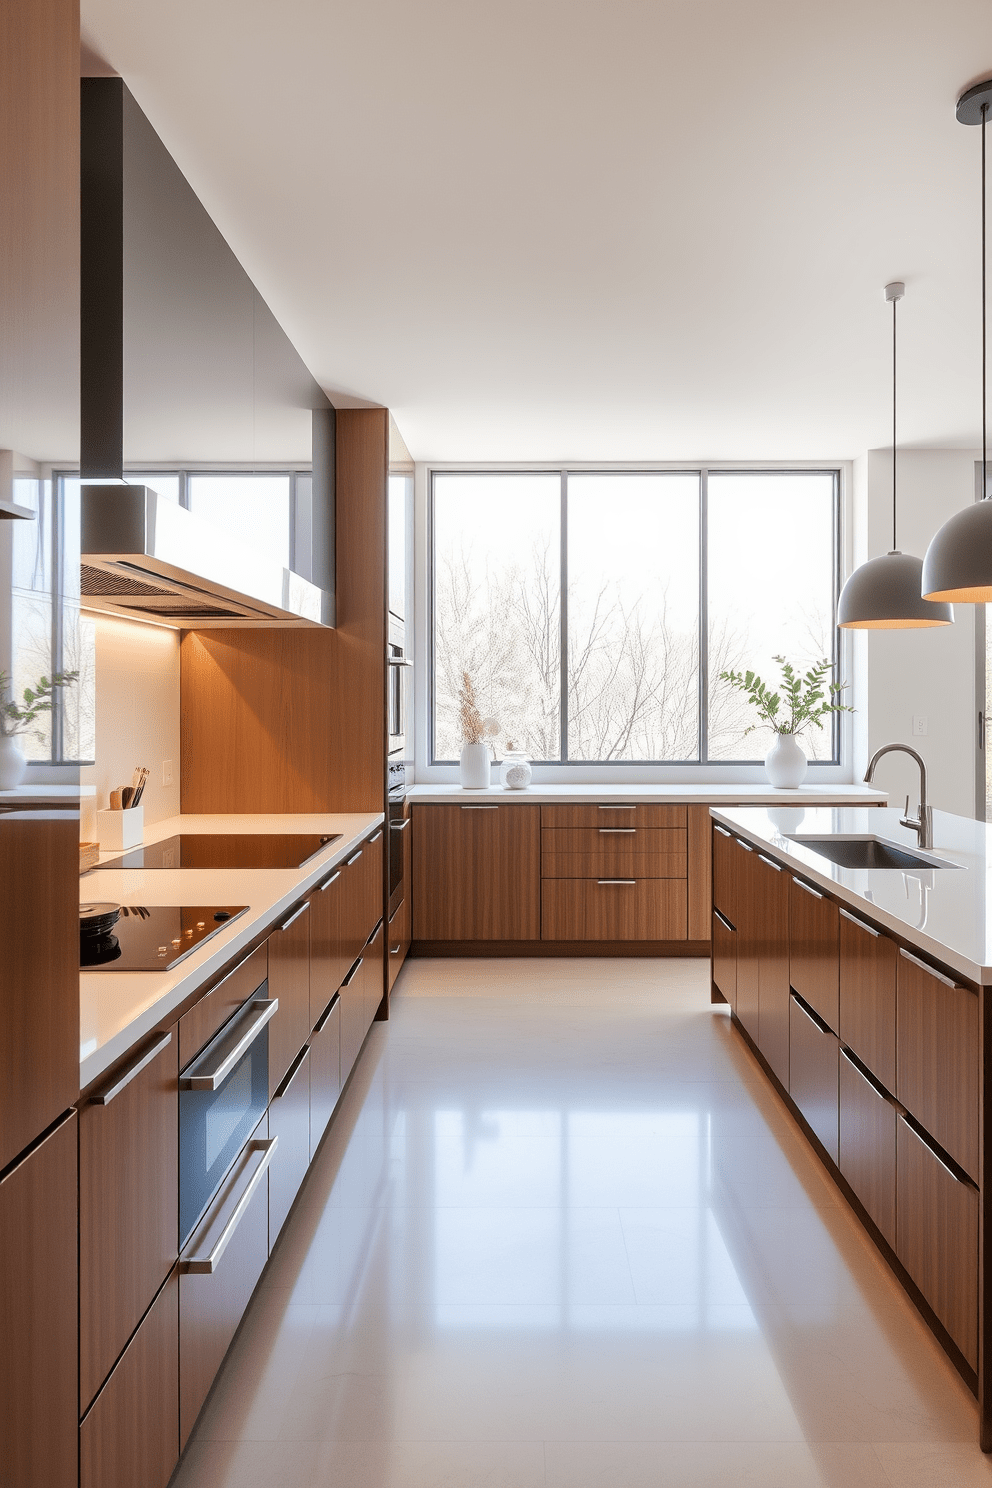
[896,950,979,1183]
[310,866,346,1030]
[268,1044,311,1250]
[80,1029,179,1413]
[734,838,761,1043]
[839,1047,896,1249]
[712,909,737,1010]
[789,878,839,1032]
[542,879,687,941]
[711,823,740,928]
[896,1114,979,1370]
[838,909,896,1092]
[340,831,384,964]
[413,804,540,941]
[754,851,790,1089]
[363,920,385,1028]
[789,993,839,1162]
[0,1110,77,1488]
[267,899,311,1098]
[339,948,368,1089]
[80,1268,179,1488]
[309,994,341,1161]
[387,896,410,991]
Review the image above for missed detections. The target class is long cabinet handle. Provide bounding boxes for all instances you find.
[461,805,498,810]
[898,947,962,990]
[181,1138,278,1274]
[318,870,340,892]
[839,907,880,937]
[598,879,636,886]
[390,819,411,832]
[599,827,636,835]
[793,878,824,900]
[387,657,414,667]
[342,956,364,987]
[713,908,735,933]
[738,841,754,853]
[273,1043,310,1102]
[368,830,383,844]
[790,990,831,1037]
[598,804,636,811]
[313,991,340,1033]
[714,825,732,838]
[278,901,310,932]
[181,998,278,1091]
[346,849,363,866]
[92,1030,172,1106]
[898,1113,973,1187]
[757,853,783,872]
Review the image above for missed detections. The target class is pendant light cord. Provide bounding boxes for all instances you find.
[892,286,898,549]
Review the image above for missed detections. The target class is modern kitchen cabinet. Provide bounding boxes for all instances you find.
[839,1046,897,1248]
[413,803,541,942]
[340,829,384,965]
[267,898,311,1098]
[789,876,839,1030]
[732,838,789,1087]
[734,837,760,1042]
[340,919,384,1086]
[309,992,341,1160]
[896,950,979,1183]
[711,908,737,1008]
[541,804,688,942]
[80,1269,179,1488]
[839,908,897,1092]
[268,1043,311,1249]
[79,1028,179,1412]
[177,943,268,1067]
[712,823,741,929]
[309,865,348,1029]
[789,992,839,1162]
[0,1111,78,1488]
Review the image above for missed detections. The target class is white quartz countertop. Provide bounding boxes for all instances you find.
[0,783,89,807]
[79,811,383,1090]
[711,805,992,985]
[409,783,888,806]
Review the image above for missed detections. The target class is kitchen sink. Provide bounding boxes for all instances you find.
[787,835,960,871]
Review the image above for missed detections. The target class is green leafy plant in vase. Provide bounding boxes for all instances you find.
[0,669,78,789]
[719,656,852,788]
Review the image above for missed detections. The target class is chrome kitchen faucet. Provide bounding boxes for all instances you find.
[863,743,933,850]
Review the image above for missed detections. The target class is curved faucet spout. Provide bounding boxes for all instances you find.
[863,743,931,849]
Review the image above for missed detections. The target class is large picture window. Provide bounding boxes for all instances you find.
[431,469,840,765]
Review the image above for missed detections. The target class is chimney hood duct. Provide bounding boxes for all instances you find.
[81,485,328,628]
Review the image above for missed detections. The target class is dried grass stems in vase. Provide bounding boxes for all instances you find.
[458,672,499,788]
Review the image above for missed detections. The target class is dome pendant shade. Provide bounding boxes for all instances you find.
[838,551,953,628]
[921,500,992,602]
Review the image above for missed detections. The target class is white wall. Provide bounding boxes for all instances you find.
[79,615,181,838]
[863,447,979,817]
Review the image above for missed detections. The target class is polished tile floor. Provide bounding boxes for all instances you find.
[174,959,992,1487]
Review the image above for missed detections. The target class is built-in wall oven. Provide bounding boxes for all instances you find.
[387,612,411,759]
[178,988,277,1248]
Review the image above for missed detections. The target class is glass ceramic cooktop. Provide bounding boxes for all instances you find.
[94,833,340,872]
[80,903,249,970]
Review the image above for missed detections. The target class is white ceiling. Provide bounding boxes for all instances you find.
[81,0,992,462]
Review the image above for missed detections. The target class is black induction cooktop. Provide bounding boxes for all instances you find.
[93,833,340,872]
[80,903,249,970]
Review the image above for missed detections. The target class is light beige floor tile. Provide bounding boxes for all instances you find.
[545,1439,892,1487]
[172,1436,320,1488]
[310,1438,546,1487]
[190,1288,319,1441]
[873,1441,992,1485]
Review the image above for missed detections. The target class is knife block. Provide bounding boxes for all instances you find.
[97,805,143,852]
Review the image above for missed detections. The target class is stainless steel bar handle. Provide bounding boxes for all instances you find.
[757,853,783,872]
[92,1030,172,1106]
[181,1138,278,1274]
[461,805,498,810]
[598,804,636,811]
[898,947,961,989]
[387,657,414,667]
[738,841,754,853]
[318,870,341,892]
[181,998,278,1091]
[368,830,383,843]
[793,878,824,900]
[346,849,363,865]
[713,908,735,933]
[313,991,340,1033]
[839,907,880,937]
[714,825,732,838]
[390,819,411,832]
[342,956,364,987]
[898,1114,968,1185]
[597,879,636,886]
[599,828,636,835]
[390,944,401,955]
[278,900,310,932]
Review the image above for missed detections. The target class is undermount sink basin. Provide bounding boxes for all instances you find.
[787,835,959,871]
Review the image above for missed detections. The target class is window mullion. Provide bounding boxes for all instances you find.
[559,470,568,763]
[699,468,709,764]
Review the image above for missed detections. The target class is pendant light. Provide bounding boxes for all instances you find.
[922,78,992,603]
[837,283,954,628]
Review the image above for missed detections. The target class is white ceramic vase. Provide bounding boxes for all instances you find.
[459,741,491,789]
[764,732,807,789]
[499,751,532,790]
[0,735,27,790]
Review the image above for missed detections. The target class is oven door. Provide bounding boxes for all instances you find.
[178,991,276,1248]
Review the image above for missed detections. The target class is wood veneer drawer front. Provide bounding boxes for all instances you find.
[541,804,687,829]
[267,900,311,1100]
[541,879,687,941]
[896,953,979,1184]
[789,877,839,1032]
[838,911,896,1092]
[80,1268,179,1488]
[896,1115,978,1370]
[387,897,410,991]
[342,830,384,960]
[711,824,741,927]
[413,805,540,941]
[178,941,268,1067]
[309,995,340,1161]
[80,1030,179,1413]
[789,995,839,1163]
[839,1049,896,1248]
[541,828,687,880]
[712,910,736,1010]
[268,1044,311,1251]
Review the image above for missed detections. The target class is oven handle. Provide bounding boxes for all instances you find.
[180,1137,277,1274]
[390,818,410,832]
[387,657,414,667]
[180,998,278,1091]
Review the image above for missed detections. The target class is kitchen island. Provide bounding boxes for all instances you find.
[709,804,992,1449]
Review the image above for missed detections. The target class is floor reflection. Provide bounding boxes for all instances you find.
[174,957,989,1488]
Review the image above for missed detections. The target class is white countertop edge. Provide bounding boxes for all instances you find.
[408,783,888,805]
[709,806,992,986]
[80,810,384,1089]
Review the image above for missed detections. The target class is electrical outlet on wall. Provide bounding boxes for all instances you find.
[162,760,173,787]
[913,716,928,737]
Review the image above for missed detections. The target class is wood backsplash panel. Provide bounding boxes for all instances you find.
[180,409,387,814]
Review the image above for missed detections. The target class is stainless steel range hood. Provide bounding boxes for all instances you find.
[81,485,332,628]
